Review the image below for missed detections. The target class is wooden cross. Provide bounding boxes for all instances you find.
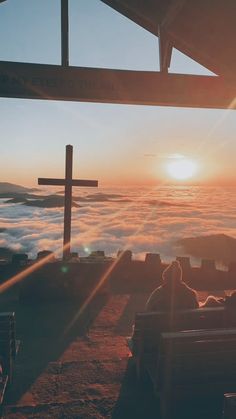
[38,144,98,260]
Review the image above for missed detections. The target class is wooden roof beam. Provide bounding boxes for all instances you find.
[0,61,235,110]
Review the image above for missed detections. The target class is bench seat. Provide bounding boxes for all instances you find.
[0,376,8,406]
[156,328,236,418]
[0,311,20,407]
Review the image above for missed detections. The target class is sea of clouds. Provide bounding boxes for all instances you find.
[0,185,236,264]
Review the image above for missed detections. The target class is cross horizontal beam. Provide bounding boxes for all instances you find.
[0,61,236,109]
[38,178,98,187]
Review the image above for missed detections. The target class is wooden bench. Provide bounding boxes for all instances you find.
[0,312,19,406]
[129,307,230,380]
[223,393,236,419]
[153,328,236,419]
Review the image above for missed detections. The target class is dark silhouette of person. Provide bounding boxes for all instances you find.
[200,295,224,307]
[201,291,236,308]
[145,260,199,311]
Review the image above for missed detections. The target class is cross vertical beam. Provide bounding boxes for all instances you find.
[63,144,72,259]
[61,0,69,66]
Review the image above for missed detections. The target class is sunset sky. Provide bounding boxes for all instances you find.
[0,0,236,187]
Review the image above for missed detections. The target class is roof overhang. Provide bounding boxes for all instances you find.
[1,0,236,109]
[0,61,235,109]
[101,0,236,82]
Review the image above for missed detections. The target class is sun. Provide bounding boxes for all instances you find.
[166,158,197,180]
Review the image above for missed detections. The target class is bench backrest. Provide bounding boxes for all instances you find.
[159,328,236,387]
[223,393,236,419]
[133,307,228,354]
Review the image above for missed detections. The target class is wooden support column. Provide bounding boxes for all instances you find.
[63,144,73,259]
[61,0,69,66]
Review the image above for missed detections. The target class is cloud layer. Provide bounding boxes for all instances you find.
[0,185,236,265]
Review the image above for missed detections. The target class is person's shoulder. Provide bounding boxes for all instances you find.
[181,282,199,304]
[150,284,164,295]
[145,285,165,311]
[182,282,197,293]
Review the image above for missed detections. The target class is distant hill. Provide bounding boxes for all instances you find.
[4,194,57,203]
[0,185,129,206]
[25,196,80,208]
[1,190,79,208]
[177,234,236,265]
[5,197,28,204]
[0,182,38,194]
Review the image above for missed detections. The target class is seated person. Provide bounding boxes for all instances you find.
[200,295,225,307]
[201,291,236,308]
[128,261,198,356]
[145,260,199,312]
[224,290,236,308]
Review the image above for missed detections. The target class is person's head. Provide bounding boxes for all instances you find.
[162,260,183,286]
[225,290,236,307]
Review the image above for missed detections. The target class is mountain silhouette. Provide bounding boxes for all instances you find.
[0,182,38,194]
[25,196,80,208]
[178,234,236,264]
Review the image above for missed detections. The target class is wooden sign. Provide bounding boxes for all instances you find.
[0,61,235,109]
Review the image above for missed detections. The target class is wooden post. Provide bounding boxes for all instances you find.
[63,145,72,259]
[61,0,69,66]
